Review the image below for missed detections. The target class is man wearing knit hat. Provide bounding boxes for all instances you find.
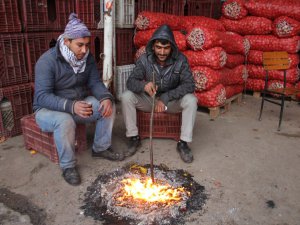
[33,13,124,186]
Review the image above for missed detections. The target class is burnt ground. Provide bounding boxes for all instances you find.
[0,95,300,225]
[0,188,46,225]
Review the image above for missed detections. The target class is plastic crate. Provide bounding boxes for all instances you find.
[90,29,104,72]
[184,0,221,18]
[21,114,87,164]
[54,0,76,31]
[115,0,135,28]
[0,34,29,88]
[25,32,61,82]
[75,0,101,30]
[116,28,135,66]
[20,0,75,32]
[135,0,185,18]
[115,64,135,101]
[137,110,181,141]
[0,0,22,33]
[0,83,33,138]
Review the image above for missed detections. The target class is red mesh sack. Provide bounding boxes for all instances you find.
[247,65,299,83]
[135,11,181,30]
[134,30,187,51]
[135,46,146,61]
[246,78,265,91]
[221,65,247,86]
[245,35,300,53]
[225,84,244,98]
[183,47,227,70]
[220,16,272,35]
[248,50,299,67]
[186,27,221,50]
[245,0,300,21]
[220,32,250,55]
[180,16,225,32]
[268,80,294,97]
[226,53,245,68]
[222,0,248,20]
[295,82,300,100]
[192,66,222,91]
[195,84,226,107]
[272,16,300,38]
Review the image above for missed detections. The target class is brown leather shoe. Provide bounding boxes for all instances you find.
[92,147,124,161]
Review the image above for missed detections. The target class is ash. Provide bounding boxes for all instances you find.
[81,163,207,225]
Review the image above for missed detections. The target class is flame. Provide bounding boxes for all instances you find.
[116,178,189,204]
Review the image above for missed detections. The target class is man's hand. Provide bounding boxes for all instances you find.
[144,82,157,97]
[98,99,113,117]
[74,101,93,118]
[155,100,166,112]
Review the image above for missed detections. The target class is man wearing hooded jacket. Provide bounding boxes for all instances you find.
[121,24,197,163]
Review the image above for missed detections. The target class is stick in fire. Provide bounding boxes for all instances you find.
[149,71,155,183]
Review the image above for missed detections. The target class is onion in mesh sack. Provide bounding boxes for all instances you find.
[221,65,248,86]
[135,46,146,61]
[272,16,300,38]
[135,11,181,30]
[248,50,299,67]
[219,32,250,55]
[247,65,299,83]
[225,84,244,98]
[246,78,265,91]
[225,53,245,68]
[186,27,221,50]
[222,0,248,20]
[268,80,294,97]
[192,66,222,91]
[134,29,187,51]
[220,16,272,35]
[245,0,300,21]
[183,47,227,70]
[245,35,300,54]
[180,16,225,32]
[194,84,226,107]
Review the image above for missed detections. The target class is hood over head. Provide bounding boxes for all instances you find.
[146,24,179,60]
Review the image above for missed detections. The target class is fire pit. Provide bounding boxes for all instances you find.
[81,163,207,225]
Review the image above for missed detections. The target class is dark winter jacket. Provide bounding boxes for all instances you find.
[33,41,113,114]
[126,24,195,105]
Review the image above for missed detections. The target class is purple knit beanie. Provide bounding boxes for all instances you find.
[63,13,91,39]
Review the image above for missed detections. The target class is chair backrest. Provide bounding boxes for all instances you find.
[263,51,290,71]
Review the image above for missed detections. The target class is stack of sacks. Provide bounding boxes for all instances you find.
[220,0,300,93]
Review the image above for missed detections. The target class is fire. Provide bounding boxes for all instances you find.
[116,178,189,205]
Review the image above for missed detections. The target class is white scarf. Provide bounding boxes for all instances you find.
[58,35,89,74]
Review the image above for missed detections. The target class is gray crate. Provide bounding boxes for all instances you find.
[115,64,135,101]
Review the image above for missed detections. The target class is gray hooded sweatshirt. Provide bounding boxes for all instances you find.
[126,24,195,105]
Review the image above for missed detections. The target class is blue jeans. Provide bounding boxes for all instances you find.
[35,96,115,169]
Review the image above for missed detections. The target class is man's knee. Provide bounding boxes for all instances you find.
[121,90,135,103]
[182,94,198,108]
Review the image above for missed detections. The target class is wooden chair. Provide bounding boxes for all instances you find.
[259,51,300,131]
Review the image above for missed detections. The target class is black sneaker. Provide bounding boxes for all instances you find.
[176,141,194,163]
[92,147,124,161]
[124,135,141,157]
[62,167,81,186]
